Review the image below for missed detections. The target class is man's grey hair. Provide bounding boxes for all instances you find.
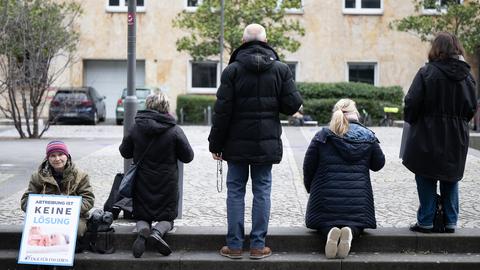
[145,92,170,113]
[242,23,267,43]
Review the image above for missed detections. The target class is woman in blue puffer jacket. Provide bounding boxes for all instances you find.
[303,99,385,259]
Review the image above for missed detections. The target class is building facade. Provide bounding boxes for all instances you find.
[54,0,478,119]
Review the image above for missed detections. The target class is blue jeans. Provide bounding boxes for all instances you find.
[415,175,459,229]
[226,162,272,249]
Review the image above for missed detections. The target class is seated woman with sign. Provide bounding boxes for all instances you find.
[20,141,95,238]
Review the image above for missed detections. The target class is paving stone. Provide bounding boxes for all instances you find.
[0,125,478,229]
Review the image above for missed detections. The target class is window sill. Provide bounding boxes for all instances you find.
[342,8,383,15]
[184,7,199,13]
[421,8,448,15]
[105,6,146,13]
[188,87,217,94]
[285,8,304,15]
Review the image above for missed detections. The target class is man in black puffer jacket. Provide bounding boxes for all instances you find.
[208,24,302,260]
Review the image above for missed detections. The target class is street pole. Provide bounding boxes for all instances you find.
[124,0,137,172]
[219,0,224,72]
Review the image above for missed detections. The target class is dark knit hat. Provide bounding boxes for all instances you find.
[46,140,69,158]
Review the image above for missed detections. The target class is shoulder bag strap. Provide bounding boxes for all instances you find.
[135,137,156,166]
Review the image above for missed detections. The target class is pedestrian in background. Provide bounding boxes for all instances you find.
[208,23,302,259]
[21,141,95,240]
[303,99,385,259]
[119,92,194,258]
[403,32,477,233]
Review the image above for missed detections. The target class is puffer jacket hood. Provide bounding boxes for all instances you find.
[228,41,280,73]
[135,110,176,135]
[430,58,471,81]
[314,122,378,162]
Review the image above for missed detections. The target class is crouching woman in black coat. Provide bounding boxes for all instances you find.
[119,92,194,258]
[303,99,385,259]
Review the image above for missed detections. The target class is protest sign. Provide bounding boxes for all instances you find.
[18,194,81,267]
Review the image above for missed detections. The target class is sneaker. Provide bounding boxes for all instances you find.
[409,223,432,233]
[337,227,353,259]
[325,227,341,259]
[249,246,272,259]
[220,246,243,259]
[132,227,150,258]
[149,229,172,256]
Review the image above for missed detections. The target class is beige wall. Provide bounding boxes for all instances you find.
[54,0,474,114]
[287,0,430,90]
[57,0,194,111]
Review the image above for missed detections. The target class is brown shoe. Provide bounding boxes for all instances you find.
[219,246,242,259]
[249,246,272,259]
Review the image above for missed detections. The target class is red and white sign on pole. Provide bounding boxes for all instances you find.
[128,13,134,25]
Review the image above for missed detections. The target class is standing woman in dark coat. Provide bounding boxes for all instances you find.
[403,32,477,233]
[119,92,194,258]
[303,99,385,259]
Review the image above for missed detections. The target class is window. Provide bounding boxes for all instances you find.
[106,0,145,13]
[286,62,298,81]
[343,0,383,15]
[185,0,202,12]
[188,61,219,93]
[423,0,463,14]
[347,62,378,85]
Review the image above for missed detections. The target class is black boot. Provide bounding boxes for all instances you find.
[132,227,150,258]
[148,229,172,256]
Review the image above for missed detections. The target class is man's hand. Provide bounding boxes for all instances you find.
[212,153,223,160]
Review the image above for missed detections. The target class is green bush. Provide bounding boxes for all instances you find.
[298,82,404,125]
[176,94,216,124]
[297,82,404,104]
[304,99,402,125]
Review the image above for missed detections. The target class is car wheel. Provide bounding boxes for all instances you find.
[116,119,123,125]
[48,115,55,125]
[90,112,98,125]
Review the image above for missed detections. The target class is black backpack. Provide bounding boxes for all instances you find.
[85,209,115,254]
[432,194,446,233]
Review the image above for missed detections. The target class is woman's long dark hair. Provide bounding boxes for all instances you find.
[428,32,465,61]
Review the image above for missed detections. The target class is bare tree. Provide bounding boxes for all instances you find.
[0,0,81,138]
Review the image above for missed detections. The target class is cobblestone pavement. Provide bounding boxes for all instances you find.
[0,125,479,228]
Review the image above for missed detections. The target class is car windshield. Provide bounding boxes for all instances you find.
[53,91,88,102]
[122,89,151,99]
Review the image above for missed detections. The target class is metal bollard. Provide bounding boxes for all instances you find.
[179,107,184,124]
[207,106,212,126]
[203,108,207,125]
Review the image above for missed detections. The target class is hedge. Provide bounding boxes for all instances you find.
[297,82,404,105]
[303,98,402,125]
[297,82,404,124]
[176,82,404,125]
[176,94,216,124]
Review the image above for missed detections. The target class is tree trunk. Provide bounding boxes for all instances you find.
[32,104,39,138]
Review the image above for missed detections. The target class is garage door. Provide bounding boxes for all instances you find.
[84,60,145,119]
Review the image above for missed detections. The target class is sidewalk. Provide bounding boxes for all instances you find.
[0,125,479,228]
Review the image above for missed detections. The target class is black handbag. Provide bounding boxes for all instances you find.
[119,139,156,198]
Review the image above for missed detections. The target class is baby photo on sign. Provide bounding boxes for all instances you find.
[26,226,70,253]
